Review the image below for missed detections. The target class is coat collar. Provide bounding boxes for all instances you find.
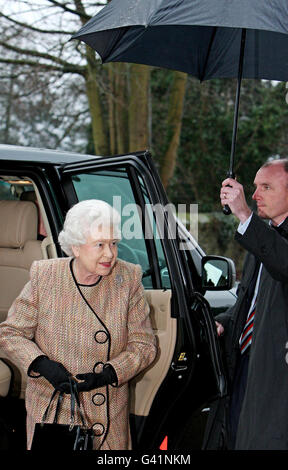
[270,216,288,239]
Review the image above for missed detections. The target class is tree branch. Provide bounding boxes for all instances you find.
[0,40,84,72]
[0,57,86,76]
[0,12,72,35]
[45,0,91,20]
[73,0,89,26]
[53,108,89,147]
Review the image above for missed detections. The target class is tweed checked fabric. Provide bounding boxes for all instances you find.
[0,257,157,450]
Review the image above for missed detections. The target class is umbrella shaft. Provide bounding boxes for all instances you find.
[229,28,247,176]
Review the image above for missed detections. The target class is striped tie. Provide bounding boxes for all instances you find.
[239,302,256,354]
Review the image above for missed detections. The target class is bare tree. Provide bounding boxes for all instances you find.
[0,1,187,185]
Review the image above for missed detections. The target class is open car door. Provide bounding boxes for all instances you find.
[60,151,228,450]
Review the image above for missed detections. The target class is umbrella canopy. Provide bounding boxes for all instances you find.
[72,0,288,214]
[72,0,288,81]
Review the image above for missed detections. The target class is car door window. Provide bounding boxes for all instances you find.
[70,168,171,289]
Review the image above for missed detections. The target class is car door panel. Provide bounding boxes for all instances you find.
[130,289,177,418]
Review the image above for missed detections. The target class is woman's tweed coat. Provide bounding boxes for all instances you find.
[0,257,157,450]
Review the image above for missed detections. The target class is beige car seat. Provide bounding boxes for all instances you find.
[0,200,43,397]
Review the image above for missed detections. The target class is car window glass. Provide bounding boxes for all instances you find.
[71,169,171,289]
[0,178,34,200]
[137,175,171,289]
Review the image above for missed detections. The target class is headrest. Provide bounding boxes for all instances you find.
[20,190,37,202]
[0,200,38,248]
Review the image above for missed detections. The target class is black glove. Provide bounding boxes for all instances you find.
[76,365,117,392]
[29,355,72,393]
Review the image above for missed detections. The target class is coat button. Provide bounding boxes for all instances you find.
[92,393,106,406]
[92,423,105,436]
[94,330,109,343]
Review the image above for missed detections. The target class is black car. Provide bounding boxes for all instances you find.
[0,144,236,451]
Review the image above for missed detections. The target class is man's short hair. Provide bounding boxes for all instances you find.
[261,157,288,173]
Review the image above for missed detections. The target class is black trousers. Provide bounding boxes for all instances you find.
[228,352,249,449]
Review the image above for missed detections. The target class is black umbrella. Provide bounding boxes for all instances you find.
[72,0,288,214]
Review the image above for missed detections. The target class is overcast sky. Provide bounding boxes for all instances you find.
[0,1,104,31]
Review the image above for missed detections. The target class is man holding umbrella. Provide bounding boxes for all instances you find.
[204,158,288,450]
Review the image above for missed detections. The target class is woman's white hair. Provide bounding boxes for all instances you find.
[58,199,121,256]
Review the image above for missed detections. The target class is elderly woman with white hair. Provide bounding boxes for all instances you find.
[0,199,157,450]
